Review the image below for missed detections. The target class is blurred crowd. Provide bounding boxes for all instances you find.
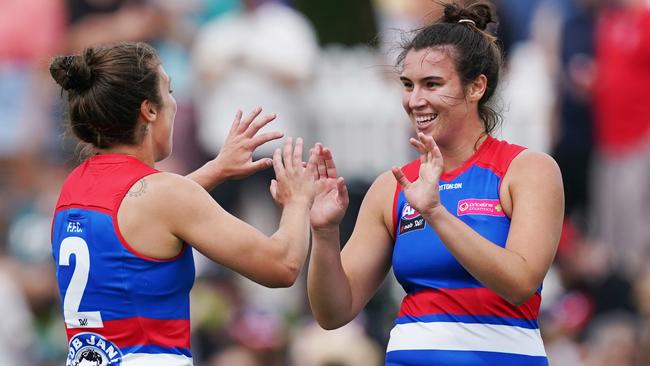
[1,0,649,365]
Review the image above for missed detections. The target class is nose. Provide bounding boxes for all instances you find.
[408,87,426,109]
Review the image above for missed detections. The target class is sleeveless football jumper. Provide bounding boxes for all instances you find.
[51,154,195,366]
[387,136,548,366]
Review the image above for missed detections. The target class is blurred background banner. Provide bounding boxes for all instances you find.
[1,0,649,365]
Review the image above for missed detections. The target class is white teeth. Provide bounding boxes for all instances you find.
[415,114,438,124]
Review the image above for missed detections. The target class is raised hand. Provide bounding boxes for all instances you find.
[392,133,444,216]
[309,143,349,230]
[212,107,284,180]
[269,137,317,207]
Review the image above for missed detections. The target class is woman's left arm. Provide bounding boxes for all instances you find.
[423,150,564,305]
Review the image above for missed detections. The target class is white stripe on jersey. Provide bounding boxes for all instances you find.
[386,321,546,357]
[121,353,193,366]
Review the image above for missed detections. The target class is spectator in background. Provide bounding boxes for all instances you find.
[494,0,555,153]
[372,0,441,65]
[289,320,382,366]
[0,3,68,363]
[550,0,597,229]
[192,0,318,162]
[581,311,638,366]
[591,0,650,279]
[190,0,318,320]
[293,0,378,47]
[64,0,165,52]
[0,0,66,228]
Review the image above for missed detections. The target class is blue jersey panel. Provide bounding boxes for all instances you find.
[393,165,509,293]
[52,208,194,322]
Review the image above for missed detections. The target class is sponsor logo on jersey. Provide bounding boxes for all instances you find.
[67,333,122,366]
[457,199,505,217]
[399,203,425,234]
[439,182,462,191]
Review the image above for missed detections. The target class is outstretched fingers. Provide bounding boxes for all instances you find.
[409,137,427,155]
[392,166,411,189]
[305,145,318,178]
[272,147,285,179]
[418,133,437,151]
[228,109,243,135]
[252,131,284,149]
[292,137,304,171]
[322,147,338,179]
[246,112,277,137]
[282,137,294,171]
[336,176,349,205]
[249,157,274,172]
[238,107,263,133]
[312,143,327,179]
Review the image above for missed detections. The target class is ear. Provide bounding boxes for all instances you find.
[467,74,487,102]
[139,99,158,123]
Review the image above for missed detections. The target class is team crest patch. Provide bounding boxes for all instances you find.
[67,333,122,366]
[399,203,425,234]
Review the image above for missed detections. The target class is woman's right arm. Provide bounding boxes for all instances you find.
[307,146,395,329]
[186,107,283,191]
[167,138,315,288]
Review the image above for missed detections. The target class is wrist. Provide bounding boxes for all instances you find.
[423,204,447,221]
[283,197,313,210]
[207,158,227,181]
[311,224,340,235]
[188,160,226,191]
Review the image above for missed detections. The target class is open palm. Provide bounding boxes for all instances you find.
[310,144,349,229]
[214,107,283,180]
[392,133,444,216]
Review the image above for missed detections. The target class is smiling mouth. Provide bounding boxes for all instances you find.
[415,114,438,125]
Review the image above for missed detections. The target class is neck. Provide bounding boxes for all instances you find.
[98,142,155,167]
[438,128,487,173]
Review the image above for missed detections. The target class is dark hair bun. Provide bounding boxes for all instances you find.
[50,54,92,91]
[442,1,494,31]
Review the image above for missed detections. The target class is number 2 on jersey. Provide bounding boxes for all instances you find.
[59,236,104,328]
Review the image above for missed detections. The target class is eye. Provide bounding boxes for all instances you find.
[426,81,439,88]
[169,89,174,94]
[401,81,413,91]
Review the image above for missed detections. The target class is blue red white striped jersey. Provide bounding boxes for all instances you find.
[388,136,548,366]
[51,154,195,366]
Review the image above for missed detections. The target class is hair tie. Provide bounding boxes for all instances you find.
[458,19,476,26]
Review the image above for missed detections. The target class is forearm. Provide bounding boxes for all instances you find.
[425,207,540,304]
[269,201,311,279]
[307,227,356,329]
[185,160,225,191]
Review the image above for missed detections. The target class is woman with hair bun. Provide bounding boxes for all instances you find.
[50,42,316,365]
[307,2,563,365]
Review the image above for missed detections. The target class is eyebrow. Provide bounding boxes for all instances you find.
[399,76,444,82]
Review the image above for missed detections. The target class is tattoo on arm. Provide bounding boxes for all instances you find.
[128,179,147,198]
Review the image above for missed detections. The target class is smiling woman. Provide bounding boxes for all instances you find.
[306,2,564,366]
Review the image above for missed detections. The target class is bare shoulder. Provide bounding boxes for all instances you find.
[500,150,563,216]
[363,170,398,207]
[371,170,398,192]
[359,170,400,235]
[123,172,209,210]
[508,150,562,184]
